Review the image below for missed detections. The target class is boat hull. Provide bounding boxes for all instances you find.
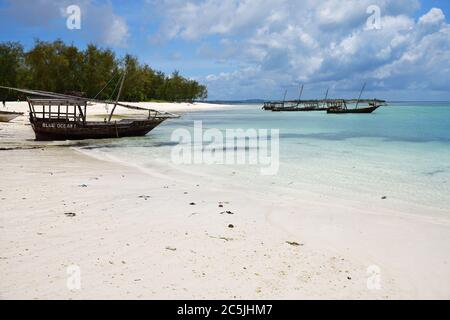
[0,111,23,122]
[327,106,379,114]
[30,118,166,141]
[272,107,327,112]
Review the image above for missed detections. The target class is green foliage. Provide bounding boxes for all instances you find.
[0,40,208,102]
[0,42,26,99]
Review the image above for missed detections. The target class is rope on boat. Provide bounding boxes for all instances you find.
[103,73,122,113]
[93,71,120,100]
[0,85,180,119]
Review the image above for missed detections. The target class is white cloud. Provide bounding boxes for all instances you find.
[152,0,280,41]
[419,7,445,25]
[79,2,129,47]
[152,0,449,99]
[103,16,129,47]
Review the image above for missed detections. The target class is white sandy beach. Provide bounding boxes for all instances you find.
[1,102,449,299]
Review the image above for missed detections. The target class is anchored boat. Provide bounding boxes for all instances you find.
[326,84,386,114]
[263,88,288,111]
[326,101,384,114]
[264,86,329,112]
[264,83,387,114]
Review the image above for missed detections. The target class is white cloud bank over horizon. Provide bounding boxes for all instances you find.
[154,0,450,100]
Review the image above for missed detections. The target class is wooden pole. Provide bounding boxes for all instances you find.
[296,84,304,106]
[355,83,366,109]
[108,69,127,122]
[27,98,35,120]
[323,88,329,108]
[282,89,287,107]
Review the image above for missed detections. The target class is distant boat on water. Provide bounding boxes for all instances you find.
[263,86,329,112]
[263,83,387,113]
[326,100,385,114]
[326,84,386,114]
[0,70,179,140]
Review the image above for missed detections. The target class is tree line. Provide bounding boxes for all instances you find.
[0,40,207,102]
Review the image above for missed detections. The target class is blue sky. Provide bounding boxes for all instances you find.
[0,0,449,100]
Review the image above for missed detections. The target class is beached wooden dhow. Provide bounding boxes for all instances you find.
[0,71,179,141]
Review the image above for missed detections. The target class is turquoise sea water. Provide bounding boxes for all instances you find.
[79,102,450,214]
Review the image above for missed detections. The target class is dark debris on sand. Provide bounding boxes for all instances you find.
[286,241,303,246]
[64,212,76,217]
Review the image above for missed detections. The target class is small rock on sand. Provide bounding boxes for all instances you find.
[228,224,234,229]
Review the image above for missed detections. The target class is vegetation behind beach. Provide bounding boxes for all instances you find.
[0,40,208,102]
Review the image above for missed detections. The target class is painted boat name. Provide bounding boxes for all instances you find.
[42,123,76,129]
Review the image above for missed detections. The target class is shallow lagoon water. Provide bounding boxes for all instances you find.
[79,102,450,215]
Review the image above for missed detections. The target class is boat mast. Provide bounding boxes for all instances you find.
[296,84,304,106]
[355,82,366,109]
[282,89,287,107]
[323,87,329,108]
[108,69,127,122]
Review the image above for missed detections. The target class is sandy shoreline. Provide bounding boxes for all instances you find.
[2,101,241,117]
[1,104,449,299]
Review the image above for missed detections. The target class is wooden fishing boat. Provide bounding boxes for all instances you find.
[264,83,387,114]
[26,98,173,141]
[262,101,281,110]
[0,71,179,141]
[326,84,386,114]
[271,102,328,112]
[326,104,380,114]
[0,110,23,122]
[262,88,288,111]
[271,106,328,112]
[264,86,329,112]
